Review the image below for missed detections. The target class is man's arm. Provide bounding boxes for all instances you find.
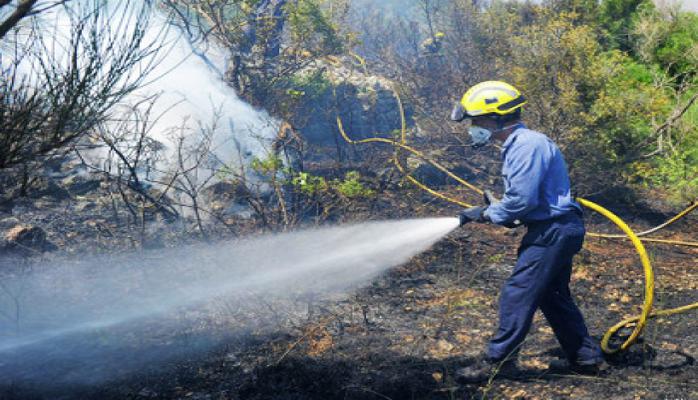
[485,140,550,225]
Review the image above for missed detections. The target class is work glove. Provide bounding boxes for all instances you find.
[483,190,499,205]
[458,206,488,226]
[482,190,521,229]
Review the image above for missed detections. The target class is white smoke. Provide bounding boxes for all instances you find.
[3,0,278,176]
[127,8,279,170]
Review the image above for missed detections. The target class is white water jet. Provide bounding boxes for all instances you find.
[0,218,459,386]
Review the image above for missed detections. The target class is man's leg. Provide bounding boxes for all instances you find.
[539,282,602,364]
[457,227,557,383]
[538,232,602,364]
[487,227,565,360]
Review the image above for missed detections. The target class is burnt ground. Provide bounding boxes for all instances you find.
[1,192,697,400]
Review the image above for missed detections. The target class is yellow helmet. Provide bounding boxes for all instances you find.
[451,81,526,122]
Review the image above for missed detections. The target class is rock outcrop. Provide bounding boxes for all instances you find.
[292,62,411,146]
[2,223,57,256]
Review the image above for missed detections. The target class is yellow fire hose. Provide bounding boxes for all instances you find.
[335,91,698,354]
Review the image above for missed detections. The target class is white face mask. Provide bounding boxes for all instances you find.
[469,123,521,147]
[468,126,492,147]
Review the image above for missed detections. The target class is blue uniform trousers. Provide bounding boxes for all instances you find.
[487,213,602,363]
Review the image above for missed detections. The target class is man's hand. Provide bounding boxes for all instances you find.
[458,206,488,226]
[482,190,520,228]
[483,190,499,205]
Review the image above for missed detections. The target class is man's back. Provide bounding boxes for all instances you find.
[486,127,582,225]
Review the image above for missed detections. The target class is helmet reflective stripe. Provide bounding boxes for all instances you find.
[467,86,518,103]
[466,108,486,117]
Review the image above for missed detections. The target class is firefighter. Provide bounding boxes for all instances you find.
[420,31,446,55]
[452,81,604,383]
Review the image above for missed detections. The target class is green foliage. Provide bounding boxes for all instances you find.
[588,51,671,162]
[333,171,374,199]
[462,5,693,195]
[291,171,329,195]
[652,144,698,201]
[486,253,504,264]
[290,170,374,199]
[640,91,698,201]
[286,0,344,56]
[598,0,653,50]
[505,11,605,141]
[250,155,284,174]
[654,12,698,78]
[632,8,698,77]
[543,0,600,25]
[286,69,332,100]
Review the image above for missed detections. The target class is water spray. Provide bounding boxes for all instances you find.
[0,218,460,386]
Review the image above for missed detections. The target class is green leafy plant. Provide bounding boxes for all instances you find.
[250,155,284,174]
[286,0,345,56]
[333,171,374,199]
[291,171,329,195]
[286,70,332,100]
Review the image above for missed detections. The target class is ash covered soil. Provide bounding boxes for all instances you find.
[1,189,696,400]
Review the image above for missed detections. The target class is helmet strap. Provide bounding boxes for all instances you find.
[494,122,521,134]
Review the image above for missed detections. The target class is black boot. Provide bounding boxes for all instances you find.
[455,354,521,384]
[547,357,603,374]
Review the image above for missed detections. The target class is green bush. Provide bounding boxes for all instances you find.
[251,155,284,175]
[599,0,653,50]
[291,171,329,195]
[654,12,698,78]
[287,0,345,56]
[334,171,374,199]
[588,51,671,163]
[642,91,698,201]
[285,70,333,100]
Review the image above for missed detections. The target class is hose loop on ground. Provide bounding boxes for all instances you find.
[576,198,654,354]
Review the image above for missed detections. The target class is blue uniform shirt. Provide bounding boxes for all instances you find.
[484,125,582,225]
